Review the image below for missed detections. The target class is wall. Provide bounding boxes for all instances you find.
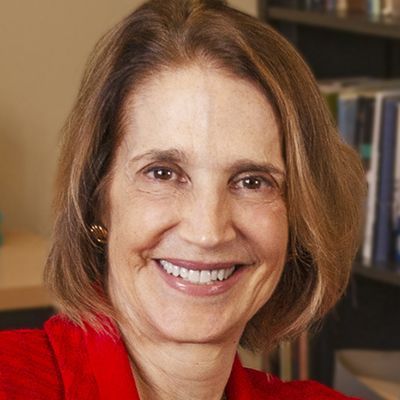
[229,0,258,16]
[0,0,257,236]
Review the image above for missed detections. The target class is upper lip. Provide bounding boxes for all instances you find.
[157,258,248,270]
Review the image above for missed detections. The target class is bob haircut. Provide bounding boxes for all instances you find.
[45,0,365,350]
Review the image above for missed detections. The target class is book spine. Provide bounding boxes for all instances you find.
[338,97,358,146]
[357,97,374,172]
[373,97,400,266]
[362,94,383,266]
[368,0,381,14]
[394,104,400,267]
[323,92,339,121]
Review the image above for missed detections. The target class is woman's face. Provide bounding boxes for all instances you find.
[107,65,288,344]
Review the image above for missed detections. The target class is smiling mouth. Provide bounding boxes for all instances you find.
[158,259,243,285]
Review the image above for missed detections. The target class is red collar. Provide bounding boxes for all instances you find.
[45,315,264,400]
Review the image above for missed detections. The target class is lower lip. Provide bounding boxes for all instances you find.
[155,261,249,296]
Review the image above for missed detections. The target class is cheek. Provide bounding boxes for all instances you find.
[235,200,288,257]
[108,189,180,254]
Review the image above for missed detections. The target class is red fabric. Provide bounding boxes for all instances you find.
[0,315,361,399]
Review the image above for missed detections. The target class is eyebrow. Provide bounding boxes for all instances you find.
[128,148,189,165]
[228,160,286,180]
[128,148,286,179]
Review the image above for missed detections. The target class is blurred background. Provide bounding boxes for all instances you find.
[0,0,256,238]
[0,1,399,399]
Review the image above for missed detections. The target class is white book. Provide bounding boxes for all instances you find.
[362,88,400,266]
[393,103,400,228]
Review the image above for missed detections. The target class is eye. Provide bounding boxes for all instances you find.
[148,167,175,181]
[233,175,275,191]
[241,176,267,190]
[229,173,283,202]
[143,165,187,184]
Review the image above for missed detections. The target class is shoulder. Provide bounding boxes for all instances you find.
[244,368,362,399]
[0,328,63,399]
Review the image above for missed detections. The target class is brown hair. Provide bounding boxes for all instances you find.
[45,0,365,350]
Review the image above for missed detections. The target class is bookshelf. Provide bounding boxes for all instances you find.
[259,2,400,79]
[354,264,400,286]
[259,0,400,286]
[266,7,400,39]
[258,1,400,391]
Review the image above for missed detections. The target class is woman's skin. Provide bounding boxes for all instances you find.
[106,64,289,400]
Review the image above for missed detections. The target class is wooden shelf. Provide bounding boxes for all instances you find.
[359,376,400,400]
[0,231,52,310]
[336,350,400,398]
[353,264,400,287]
[267,7,400,39]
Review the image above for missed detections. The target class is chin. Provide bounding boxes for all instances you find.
[152,320,242,345]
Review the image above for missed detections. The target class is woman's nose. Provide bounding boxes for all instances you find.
[177,188,237,249]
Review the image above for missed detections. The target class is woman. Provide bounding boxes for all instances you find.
[0,0,365,399]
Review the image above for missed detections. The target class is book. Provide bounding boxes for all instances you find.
[373,97,400,266]
[338,92,358,146]
[393,103,400,266]
[319,83,340,120]
[367,0,381,15]
[317,80,400,267]
[319,77,380,126]
[362,88,400,266]
[354,96,375,172]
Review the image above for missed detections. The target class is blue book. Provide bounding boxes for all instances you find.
[338,94,358,146]
[354,96,375,171]
[373,97,400,266]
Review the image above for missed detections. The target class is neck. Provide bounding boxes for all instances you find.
[120,324,239,400]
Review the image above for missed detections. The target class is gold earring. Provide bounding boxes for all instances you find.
[89,224,108,244]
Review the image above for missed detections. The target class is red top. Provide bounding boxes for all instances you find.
[0,315,360,399]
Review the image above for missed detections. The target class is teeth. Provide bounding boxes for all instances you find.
[164,262,172,274]
[200,270,211,284]
[159,260,236,285]
[225,268,234,279]
[172,265,180,277]
[188,270,200,283]
[180,267,189,279]
[217,269,225,281]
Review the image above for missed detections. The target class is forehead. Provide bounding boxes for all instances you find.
[119,65,283,168]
